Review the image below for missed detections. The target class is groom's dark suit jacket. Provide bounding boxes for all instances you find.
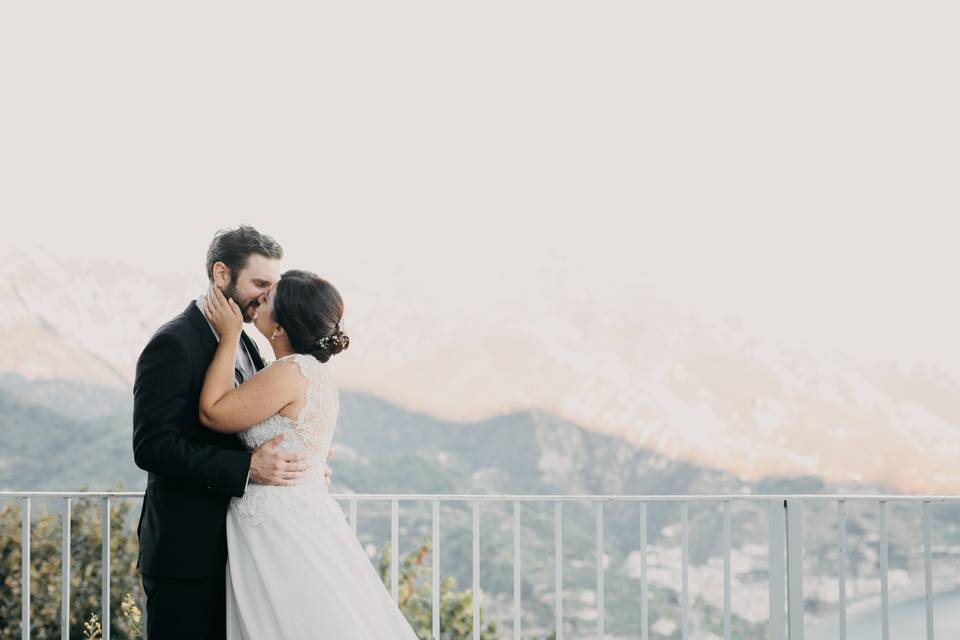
[133,301,265,578]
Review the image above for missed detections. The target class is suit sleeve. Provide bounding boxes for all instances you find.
[132,331,252,498]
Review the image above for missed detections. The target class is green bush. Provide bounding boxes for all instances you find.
[377,540,498,640]
[0,495,143,639]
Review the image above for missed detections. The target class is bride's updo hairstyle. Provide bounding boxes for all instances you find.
[273,270,350,363]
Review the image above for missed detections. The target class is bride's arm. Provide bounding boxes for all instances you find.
[198,287,298,433]
[200,363,300,433]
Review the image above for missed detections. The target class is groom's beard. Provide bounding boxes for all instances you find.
[222,282,260,323]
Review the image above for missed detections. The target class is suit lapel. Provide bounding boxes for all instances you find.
[186,301,218,354]
[240,331,266,371]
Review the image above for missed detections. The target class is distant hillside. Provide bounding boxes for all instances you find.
[0,382,141,491]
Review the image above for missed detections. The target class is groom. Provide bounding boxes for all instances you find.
[132,225,330,639]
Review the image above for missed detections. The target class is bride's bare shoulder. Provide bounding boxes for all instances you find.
[200,357,306,432]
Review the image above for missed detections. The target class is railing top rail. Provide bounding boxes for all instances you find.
[2,491,960,502]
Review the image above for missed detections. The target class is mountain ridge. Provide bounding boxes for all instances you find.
[2,243,958,493]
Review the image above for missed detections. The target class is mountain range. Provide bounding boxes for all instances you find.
[2,242,958,493]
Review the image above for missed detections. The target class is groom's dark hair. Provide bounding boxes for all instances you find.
[205,225,284,281]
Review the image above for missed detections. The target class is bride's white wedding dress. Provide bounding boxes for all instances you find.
[225,353,419,639]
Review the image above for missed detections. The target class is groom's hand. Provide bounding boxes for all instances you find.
[250,434,310,486]
[324,447,334,488]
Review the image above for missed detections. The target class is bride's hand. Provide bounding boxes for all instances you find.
[204,285,244,339]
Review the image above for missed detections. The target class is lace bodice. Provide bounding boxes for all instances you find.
[231,353,342,526]
[237,353,339,458]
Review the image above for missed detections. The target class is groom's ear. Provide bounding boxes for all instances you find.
[212,261,231,288]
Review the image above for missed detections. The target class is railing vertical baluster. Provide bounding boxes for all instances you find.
[61,497,71,640]
[681,501,689,640]
[596,501,605,639]
[102,497,111,640]
[769,499,786,640]
[513,501,521,640]
[786,499,805,640]
[432,500,440,640]
[349,499,357,535]
[838,500,847,640]
[555,501,563,640]
[879,500,889,640]
[472,502,480,640]
[640,502,648,640]
[391,499,399,604]
[923,501,934,640]
[21,497,31,640]
[723,500,732,640]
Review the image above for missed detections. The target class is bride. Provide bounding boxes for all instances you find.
[198,270,419,639]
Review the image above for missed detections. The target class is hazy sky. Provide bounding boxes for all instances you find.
[2,1,959,372]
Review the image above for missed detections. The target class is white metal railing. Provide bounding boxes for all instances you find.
[2,492,959,640]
